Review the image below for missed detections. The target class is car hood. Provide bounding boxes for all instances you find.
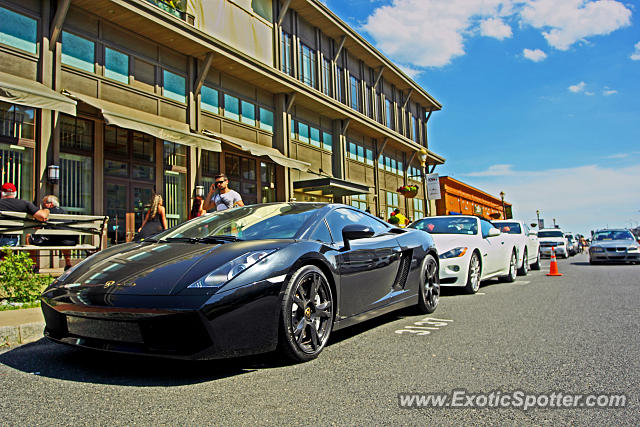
[52,240,287,296]
[591,240,639,248]
[429,234,478,252]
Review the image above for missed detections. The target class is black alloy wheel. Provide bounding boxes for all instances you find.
[504,250,517,283]
[517,249,528,276]
[418,254,440,313]
[279,265,334,362]
[464,252,481,294]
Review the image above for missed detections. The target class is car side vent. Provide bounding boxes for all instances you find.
[392,250,413,290]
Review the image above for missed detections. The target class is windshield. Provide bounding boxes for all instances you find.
[593,230,634,241]
[411,217,478,235]
[538,230,564,238]
[495,222,521,234]
[153,203,324,241]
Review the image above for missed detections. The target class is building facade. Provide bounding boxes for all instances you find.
[434,176,512,220]
[0,0,444,245]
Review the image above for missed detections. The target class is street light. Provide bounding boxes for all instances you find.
[536,209,540,228]
[499,191,506,219]
[553,218,557,228]
[418,148,428,217]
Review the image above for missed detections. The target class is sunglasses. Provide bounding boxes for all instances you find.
[215,181,225,185]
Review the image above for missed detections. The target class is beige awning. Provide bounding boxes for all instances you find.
[0,71,76,115]
[64,91,221,152]
[202,129,310,172]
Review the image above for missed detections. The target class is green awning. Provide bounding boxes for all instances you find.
[0,71,76,115]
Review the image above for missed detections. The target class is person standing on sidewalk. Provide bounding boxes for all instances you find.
[203,173,244,212]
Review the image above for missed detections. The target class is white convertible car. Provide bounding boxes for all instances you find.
[410,215,518,294]
[493,220,541,275]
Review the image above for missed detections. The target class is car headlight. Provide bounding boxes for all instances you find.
[627,246,639,252]
[187,249,276,289]
[439,247,468,259]
[591,247,604,253]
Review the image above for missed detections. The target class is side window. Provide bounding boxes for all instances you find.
[309,220,333,244]
[480,220,493,238]
[365,214,390,234]
[523,223,529,236]
[325,208,373,244]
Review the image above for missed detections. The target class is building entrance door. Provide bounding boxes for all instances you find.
[105,180,154,244]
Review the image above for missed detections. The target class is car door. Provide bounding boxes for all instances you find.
[523,223,538,263]
[325,208,402,318]
[479,219,508,275]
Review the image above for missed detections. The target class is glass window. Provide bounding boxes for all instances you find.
[350,76,360,111]
[398,160,404,174]
[104,47,129,84]
[0,143,33,202]
[310,127,321,147]
[164,170,187,228]
[0,102,34,140]
[132,164,154,181]
[61,115,93,153]
[260,161,276,203]
[290,119,296,140]
[365,148,374,166]
[224,94,240,121]
[62,31,94,72]
[241,100,256,126]
[336,67,344,103]
[348,142,357,160]
[480,220,495,238]
[201,86,219,114]
[298,122,309,143]
[259,107,273,132]
[299,43,317,88]
[413,198,424,220]
[60,152,92,214]
[0,7,37,54]
[322,132,332,152]
[412,217,478,235]
[322,58,332,97]
[251,0,272,21]
[132,132,154,162]
[280,30,292,75]
[163,69,186,103]
[104,159,128,177]
[357,145,365,163]
[325,208,377,244]
[351,194,367,211]
[163,141,187,168]
[310,221,333,244]
[104,125,129,157]
[201,150,219,176]
[385,98,394,130]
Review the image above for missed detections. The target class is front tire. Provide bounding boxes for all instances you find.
[503,250,517,282]
[517,249,528,276]
[418,254,439,313]
[464,252,481,294]
[278,265,334,362]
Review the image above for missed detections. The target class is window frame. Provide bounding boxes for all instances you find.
[0,5,39,55]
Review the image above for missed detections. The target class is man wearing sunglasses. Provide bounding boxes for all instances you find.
[203,173,244,212]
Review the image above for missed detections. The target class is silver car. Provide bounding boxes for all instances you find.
[589,229,640,264]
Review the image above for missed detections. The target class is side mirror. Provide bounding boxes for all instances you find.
[487,227,501,237]
[342,224,375,250]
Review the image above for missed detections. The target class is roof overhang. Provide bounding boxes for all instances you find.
[294,177,369,197]
[0,71,76,115]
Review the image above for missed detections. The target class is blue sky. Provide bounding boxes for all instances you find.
[325,0,640,235]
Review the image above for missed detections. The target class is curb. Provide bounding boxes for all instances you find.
[0,322,44,348]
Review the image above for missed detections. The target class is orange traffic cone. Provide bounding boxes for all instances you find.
[546,247,563,276]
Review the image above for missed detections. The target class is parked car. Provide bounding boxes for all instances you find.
[564,233,579,256]
[493,220,541,275]
[538,228,569,258]
[41,203,441,362]
[589,228,640,264]
[409,215,518,294]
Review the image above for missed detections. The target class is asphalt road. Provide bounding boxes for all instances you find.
[1,253,638,426]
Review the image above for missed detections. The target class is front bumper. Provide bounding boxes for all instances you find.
[40,278,284,360]
[438,256,468,287]
[540,246,567,257]
[590,249,640,263]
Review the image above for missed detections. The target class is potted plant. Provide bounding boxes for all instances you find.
[397,184,419,198]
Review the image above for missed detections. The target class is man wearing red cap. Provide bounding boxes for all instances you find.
[0,182,49,247]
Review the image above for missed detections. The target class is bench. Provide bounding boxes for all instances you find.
[0,212,109,268]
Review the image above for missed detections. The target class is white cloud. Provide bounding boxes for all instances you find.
[480,17,513,39]
[397,64,422,79]
[631,42,640,60]
[568,81,586,93]
[520,0,632,50]
[361,0,631,68]
[607,153,628,159]
[459,164,640,234]
[523,48,547,62]
[464,164,515,177]
[603,87,617,96]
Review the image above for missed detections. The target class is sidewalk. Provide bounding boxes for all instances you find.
[0,306,45,348]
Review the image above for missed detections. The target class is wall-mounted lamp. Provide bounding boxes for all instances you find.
[47,165,60,185]
[194,185,205,198]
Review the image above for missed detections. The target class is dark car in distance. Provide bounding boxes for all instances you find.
[41,203,440,362]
